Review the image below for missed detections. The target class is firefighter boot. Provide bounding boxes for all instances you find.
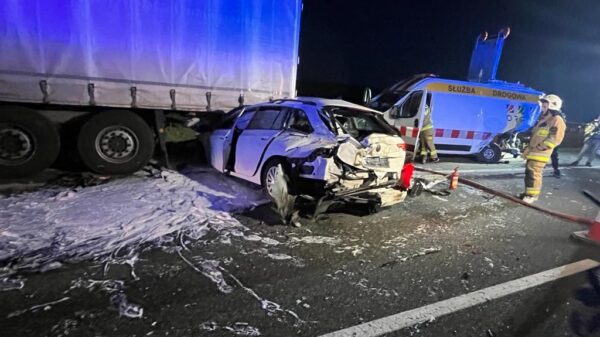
[518,193,539,204]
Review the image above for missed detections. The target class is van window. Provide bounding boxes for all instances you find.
[390,91,423,119]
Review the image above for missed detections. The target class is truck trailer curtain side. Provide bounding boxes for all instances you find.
[0,0,302,111]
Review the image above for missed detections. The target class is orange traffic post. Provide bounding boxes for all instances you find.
[571,209,600,246]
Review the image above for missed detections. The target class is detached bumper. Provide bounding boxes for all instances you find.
[329,180,407,207]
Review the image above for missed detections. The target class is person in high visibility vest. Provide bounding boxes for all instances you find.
[519,94,566,203]
[418,105,439,164]
[570,115,600,167]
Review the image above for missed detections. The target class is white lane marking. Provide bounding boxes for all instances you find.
[320,259,600,337]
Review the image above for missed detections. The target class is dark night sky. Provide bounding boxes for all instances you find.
[297,0,600,123]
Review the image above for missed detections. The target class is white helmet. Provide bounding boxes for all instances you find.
[541,94,562,111]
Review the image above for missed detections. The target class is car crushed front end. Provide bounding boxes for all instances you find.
[289,133,410,207]
[275,101,414,215]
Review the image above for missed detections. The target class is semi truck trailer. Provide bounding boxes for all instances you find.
[0,0,302,177]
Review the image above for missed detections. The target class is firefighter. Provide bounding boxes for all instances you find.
[418,104,439,164]
[570,115,600,167]
[519,94,566,203]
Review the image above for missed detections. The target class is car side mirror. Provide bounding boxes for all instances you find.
[390,105,400,119]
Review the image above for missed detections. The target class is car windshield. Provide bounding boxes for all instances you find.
[322,106,399,139]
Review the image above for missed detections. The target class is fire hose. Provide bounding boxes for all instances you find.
[415,167,598,228]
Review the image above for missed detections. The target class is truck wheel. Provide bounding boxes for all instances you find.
[477,143,502,163]
[0,106,60,178]
[77,110,154,175]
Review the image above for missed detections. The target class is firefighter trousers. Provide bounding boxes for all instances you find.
[419,128,438,159]
[524,160,546,197]
[574,139,600,165]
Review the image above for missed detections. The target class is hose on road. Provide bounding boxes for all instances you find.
[415,167,598,227]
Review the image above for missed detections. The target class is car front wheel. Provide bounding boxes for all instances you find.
[261,158,288,200]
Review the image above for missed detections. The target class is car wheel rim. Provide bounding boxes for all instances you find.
[483,148,495,160]
[265,165,279,197]
[0,124,35,165]
[95,126,139,164]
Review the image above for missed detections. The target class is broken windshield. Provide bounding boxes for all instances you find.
[322,106,399,139]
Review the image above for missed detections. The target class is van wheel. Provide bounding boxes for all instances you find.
[477,143,502,163]
[77,110,154,175]
[0,106,60,178]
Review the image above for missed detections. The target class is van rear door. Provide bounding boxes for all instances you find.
[386,90,429,158]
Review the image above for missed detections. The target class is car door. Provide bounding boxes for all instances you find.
[388,90,429,156]
[233,106,289,179]
[210,108,255,172]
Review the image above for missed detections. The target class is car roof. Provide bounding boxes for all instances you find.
[251,97,383,115]
[297,97,383,114]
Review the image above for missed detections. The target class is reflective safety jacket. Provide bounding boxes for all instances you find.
[524,110,566,163]
[583,119,600,142]
[421,105,433,131]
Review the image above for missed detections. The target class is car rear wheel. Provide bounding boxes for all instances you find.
[477,143,502,163]
[77,110,154,175]
[0,106,60,178]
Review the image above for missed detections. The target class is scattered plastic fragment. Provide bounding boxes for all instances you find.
[39,262,63,273]
[223,322,261,336]
[380,247,442,268]
[219,266,304,325]
[0,276,24,291]
[200,322,261,336]
[67,278,143,319]
[110,292,144,319]
[199,321,219,331]
[7,296,70,318]
[176,249,233,293]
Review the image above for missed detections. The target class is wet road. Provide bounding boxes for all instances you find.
[1,151,599,337]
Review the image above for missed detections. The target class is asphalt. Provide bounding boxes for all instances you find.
[1,149,599,337]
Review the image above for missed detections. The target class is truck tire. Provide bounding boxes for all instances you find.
[0,106,60,178]
[77,110,154,175]
[477,143,502,163]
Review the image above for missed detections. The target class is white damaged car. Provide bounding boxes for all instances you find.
[204,97,414,215]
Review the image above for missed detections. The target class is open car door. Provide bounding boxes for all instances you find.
[388,90,430,159]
